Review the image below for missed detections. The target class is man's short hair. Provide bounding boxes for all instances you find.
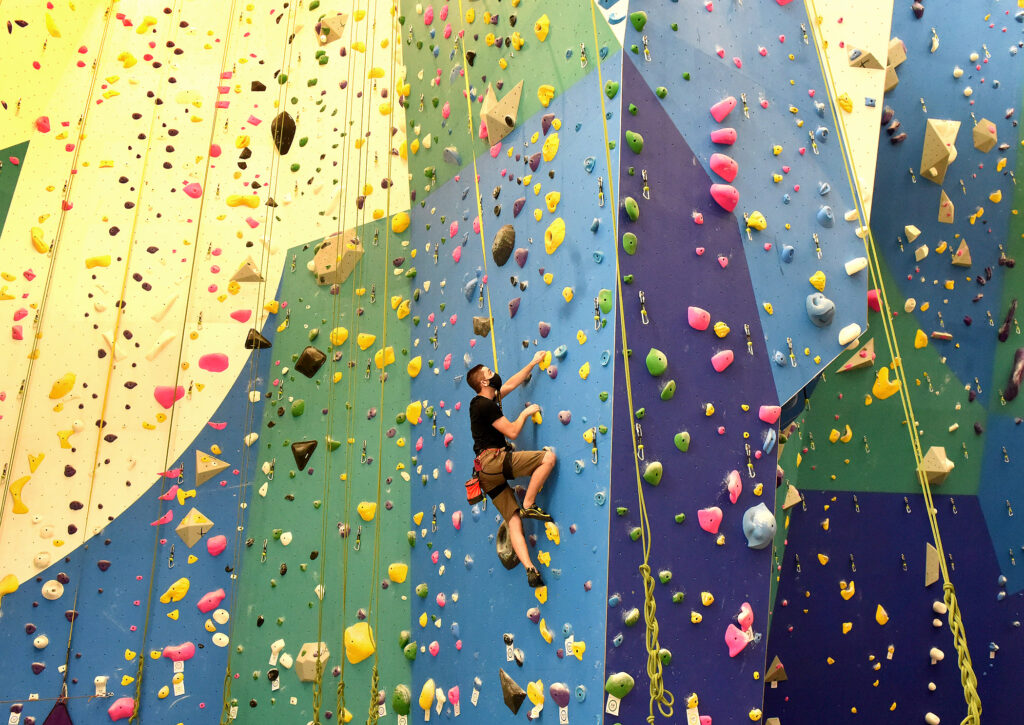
[467,364,487,393]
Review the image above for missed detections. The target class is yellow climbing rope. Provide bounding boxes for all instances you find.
[589,2,673,722]
[456,0,500,374]
[804,3,981,723]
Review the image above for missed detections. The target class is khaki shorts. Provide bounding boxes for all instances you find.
[476,449,547,522]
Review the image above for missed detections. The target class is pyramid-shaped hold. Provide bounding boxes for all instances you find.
[231,256,264,282]
[295,642,330,682]
[175,507,214,548]
[972,118,997,153]
[952,239,972,267]
[836,338,875,373]
[314,228,363,286]
[480,81,524,147]
[315,13,348,46]
[195,450,230,487]
[848,48,883,70]
[499,668,527,715]
[919,119,960,185]
[938,189,954,224]
[918,446,954,484]
[765,655,788,683]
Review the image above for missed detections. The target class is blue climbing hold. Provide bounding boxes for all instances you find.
[817,205,835,228]
[780,244,795,263]
[584,156,597,173]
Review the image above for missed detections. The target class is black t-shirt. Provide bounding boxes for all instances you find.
[469,395,508,454]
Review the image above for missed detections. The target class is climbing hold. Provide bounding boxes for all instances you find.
[711,350,734,372]
[605,81,619,99]
[709,153,738,182]
[544,218,566,255]
[537,84,556,108]
[710,96,737,123]
[808,270,827,292]
[645,348,668,376]
[838,323,862,346]
[725,623,751,657]
[533,14,550,42]
[698,507,723,534]
[816,205,835,227]
[270,112,296,155]
[344,622,376,663]
[710,128,738,145]
[746,211,767,231]
[710,184,739,212]
[806,293,836,327]
[500,668,528,714]
[629,11,647,31]
[643,461,663,486]
[623,196,640,222]
[918,446,955,484]
[604,671,635,699]
[622,232,638,255]
[742,503,776,549]
[473,317,492,337]
[688,307,711,330]
[291,440,318,470]
[625,130,644,154]
[295,346,327,377]
[660,379,677,400]
[107,697,136,721]
[727,470,742,503]
[674,431,691,452]
[871,367,901,400]
[492,224,515,266]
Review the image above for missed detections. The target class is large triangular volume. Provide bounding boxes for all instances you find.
[245,329,272,349]
[481,81,524,146]
[836,338,875,373]
[196,450,230,486]
[231,256,264,282]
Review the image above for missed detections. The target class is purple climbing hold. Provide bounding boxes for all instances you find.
[541,113,555,135]
[528,153,542,171]
[538,321,551,338]
[512,197,526,217]
[509,297,521,318]
[514,247,529,267]
[1004,348,1024,401]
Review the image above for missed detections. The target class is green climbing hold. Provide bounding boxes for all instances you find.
[682,72,691,81]
[616,506,628,517]
[671,591,686,603]
[634,407,646,420]
[658,648,673,666]
[660,380,676,401]
[396,412,407,424]
[415,583,429,598]
[623,608,641,627]
[674,431,691,452]
[623,196,640,222]
[658,570,672,584]
[403,642,417,661]
[629,10,648,31]
[599,391,609,402]
[655,87,668,99]
[671,22,679,31]
[392,685,412,716]
[629,526,642,541]
[598,424,608,434]
[645,348,668,376]
[399,630,411,648]
[622,232,638,255]
[628,103,638,116]
[674,513,686,524]
[598,288,614,314]
[291,399,305,417]
[407,530,416,546]
[605,672,636,699]
[605,81,619,99]
[625,130,644,154]
[622,274,634,284]
[642,461,663,486]
[326,437,341,451]
[630,44,639,55]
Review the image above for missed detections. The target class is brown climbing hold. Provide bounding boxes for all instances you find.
[972,118,997,153]
[270,112,296,155]
[952,239,972,267]
[836,338,875,373]
[314,229,364,285]
[492,224,516,266]
[291,440,318,471]
[295,346,327,378]
[499,668,527,714]
[245,329,272,349]
[765,655,788,686]
[918,446,954,484]
[919,119,960,185]
[473,316,492,337]
[231,256,264,282]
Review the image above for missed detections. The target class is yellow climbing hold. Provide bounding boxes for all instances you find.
[0,573,19,610]
[544,218,566,254]
[842,621,853,634]
[990,189,1003,203]
[28,453,44,473]
[330,327,349,346]
[345,622,376,664]
[571,640,586,660]
[9,476,30,514]
[534,14,550,42]
[419,678,435,712]
[545,521,560,545]
[837,93,853,113]
[829,428,841,443]
[30,227,49,254]
[539,618,554,643]
[85,255,111,269]
[840,580,855,600]
[357,502,377,521]
[875,604,889,625]
[809,270,827,292]
[396,299,411,319]
[914,329,928,349]
[527,679,545,706]
[374,346,395,368]
[541,132,559,161]
[562,286,574,302]
[746,211,767,231]
[872,367,902,400]
[407,356,422,378]
[387,563,408,584]
[713,321,730,338]
[535,586,548,604]
[818,553,830,565]
[226,194,259,208]
[392,211,410,234]
[45,12,61,37]
[763,302,774,315]
[49,372,75,399]
[704,403,716,416]
[413,511,424,526]
[701,591,715,606]
[691,611,703,623]
[159,577,190,604]
[357,332,376,350]
[545,191,561,213]
[406,401,423,425]
[578,362,590,380]
[840,425,853,443]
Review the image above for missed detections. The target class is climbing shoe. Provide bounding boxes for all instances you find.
[526,567,545,588]
[520,505,553,522]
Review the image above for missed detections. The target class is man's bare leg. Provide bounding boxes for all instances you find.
[522,449,556,509]
[507,514,535,570]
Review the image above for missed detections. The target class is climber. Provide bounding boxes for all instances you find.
[467,351,557,588]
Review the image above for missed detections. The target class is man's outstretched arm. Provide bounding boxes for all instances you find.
[499,350,546,397]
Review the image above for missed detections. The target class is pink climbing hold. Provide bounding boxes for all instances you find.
[867,288,881,312]
[725,623,750,657]
[709,153,738,182]
[726,469,742,503]
[777,0,796,4]
[161,641,196,662]
[490,142,502,158]
[709,127,737,145]
[710,96,737,123]
[35,116,50,133]
[758,405,781,424]
[687,306,711,331]
[424,5,434,24]
[697,506,723,534]
[198,353,230,373]
[230,309,252,322]
[154,385,185,409]
[197,588,226,613]
[712,350,734,372]
[443,432,454,447]
[150,510,173,526]
[443,353,452,370]
[12,325,23,340]
[472,216,481,234]
[158,486,178,501]
[206,535,227,557]
[209,144,221,158]
[452,511,463,530]
[737,601,754,631]
[445,459,453,473]
[107,696,135,722]
[449,221,459,237]
[183,182,202,198]
[710,184,739,212]
[717,255,729,269]
[415,437,424,452]
[452,246,462,263]
[441,101,450,119]
[447,686,460,706]
[429,641,440,656]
